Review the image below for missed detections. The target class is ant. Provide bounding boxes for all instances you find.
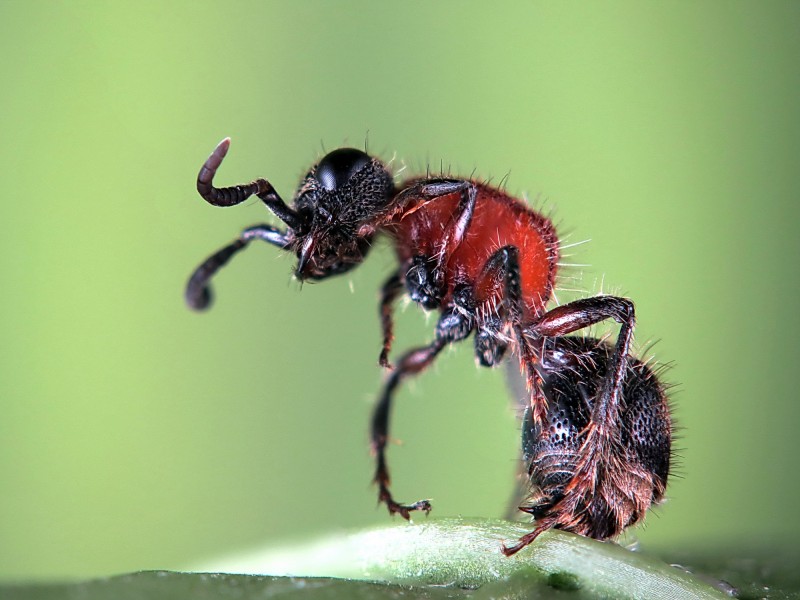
[185,138,672,556]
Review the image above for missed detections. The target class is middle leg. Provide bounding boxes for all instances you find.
[471,245,542,407]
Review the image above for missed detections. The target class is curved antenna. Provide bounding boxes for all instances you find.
[196,138,253,207]
[185,224,291,311]
[196,138,303,231]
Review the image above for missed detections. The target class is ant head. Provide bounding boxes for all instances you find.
[283,148,395,280]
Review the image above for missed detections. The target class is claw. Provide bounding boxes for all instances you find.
[378,350,394,370]
[386,498,432,520]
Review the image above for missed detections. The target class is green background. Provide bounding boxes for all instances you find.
[2,1,798,581]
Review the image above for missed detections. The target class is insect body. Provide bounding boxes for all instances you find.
[186,138,671,555]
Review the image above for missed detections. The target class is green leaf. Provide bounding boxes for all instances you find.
[6,518,795,599]
[189,518,733,598]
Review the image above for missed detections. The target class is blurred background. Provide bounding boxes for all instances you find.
[1,1,798,581]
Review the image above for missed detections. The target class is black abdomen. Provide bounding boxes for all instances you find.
[522,337,671,521]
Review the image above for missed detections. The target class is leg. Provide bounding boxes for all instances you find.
[415,180,478,280]
[472,247,560,526]
[185,224,290,310]
[502,519,556,556]
[504,459,535,522]
[472,246,541,403]
[529,296,635,433]
[371,339,446,519]
[197,138,303,230]
[468,251,638,556]
[378,271,403,368]
[405,255,442,310]
[502,297,637,555]
[387,179,478,297]
[435,285,475,343]
[380,266,472,368]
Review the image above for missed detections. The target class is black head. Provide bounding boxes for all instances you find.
[189,139,397,310]
[315,148,373,192]
[284,148,395,280]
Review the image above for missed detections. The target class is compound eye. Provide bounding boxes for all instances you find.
[315,148,371,191]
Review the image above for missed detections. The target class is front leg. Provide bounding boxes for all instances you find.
[382,251,473,366]
[411,180,478,282]
[371,179,478,300]
[378,270,403,368]
[405,255,442,309]
[371,284,476,518]
[371,340,446,519]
